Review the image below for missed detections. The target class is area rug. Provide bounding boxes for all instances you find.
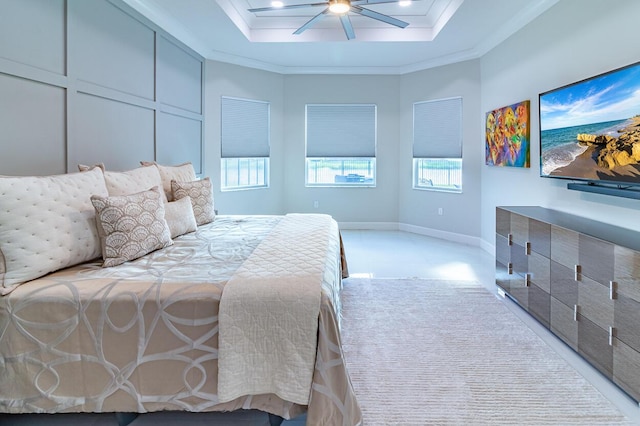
[339,278,632,425]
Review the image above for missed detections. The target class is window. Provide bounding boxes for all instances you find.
[413,97,462,192]
[221,97,270,190]
[305,104,376,187]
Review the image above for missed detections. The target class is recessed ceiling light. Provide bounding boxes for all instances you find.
[271,1,284,7]
[399,1,412,6]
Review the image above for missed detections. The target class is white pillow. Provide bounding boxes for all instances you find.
[140,161,197,202]
[91,187,173,267]
[103,165,167,203]
[171,178,216,226]
[0,167,108,295]
[164,196,198,238]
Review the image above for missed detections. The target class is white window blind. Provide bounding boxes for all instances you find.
[413,97,462,158]
[306,104,376,158]
[221,97,270,158]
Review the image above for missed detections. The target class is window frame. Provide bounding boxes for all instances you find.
[412,158,462,193]
[220,96,270,191]
[412,97,463,192]
[305,157,376,187]
[220,157,270,192]
[305,103,377,188]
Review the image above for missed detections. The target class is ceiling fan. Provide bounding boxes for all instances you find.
[248,0,416,40]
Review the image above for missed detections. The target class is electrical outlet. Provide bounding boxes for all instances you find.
[313,200,319,208]
[438,207,443,216]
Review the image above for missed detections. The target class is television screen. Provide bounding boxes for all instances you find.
[539,61,640,186]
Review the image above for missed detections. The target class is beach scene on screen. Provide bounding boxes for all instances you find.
[540,62,640,182]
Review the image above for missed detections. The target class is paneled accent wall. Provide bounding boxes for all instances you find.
[0,0,203,176]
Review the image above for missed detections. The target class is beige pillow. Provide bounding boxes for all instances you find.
[103,165,168,203]
[0,167,108,295]
[91,187,173,268]
[78,163,105,172]
[140,161,196,202]
[171,178,216,226]
[164,196,197,238]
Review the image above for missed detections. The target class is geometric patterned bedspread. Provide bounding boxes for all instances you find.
[0,215,362,425]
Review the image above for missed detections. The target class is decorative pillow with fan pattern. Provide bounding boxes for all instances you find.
[91,186,173,267]
[171,177,215,226]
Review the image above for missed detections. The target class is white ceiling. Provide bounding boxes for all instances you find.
[122,0,559,74]
[219,0,463,42]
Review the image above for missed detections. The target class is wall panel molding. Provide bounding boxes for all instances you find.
[75,79,158,111]
[156,112,203,174]
[0,0,204,176]
[159,104,205,122]
[0,0,66,75]
[71,92,155,170]
[0,73,66,175]
[0,58,68,88]
[157,34,203,114]
[69,0,156,101]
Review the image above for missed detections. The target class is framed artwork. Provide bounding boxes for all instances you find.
[485,100,530,167]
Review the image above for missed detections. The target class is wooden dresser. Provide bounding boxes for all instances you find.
[495,206,640,402]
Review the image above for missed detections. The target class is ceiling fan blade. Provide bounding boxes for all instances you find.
[293,8,331,35]
[340,14,356,40]
[351,5,409,28]
[248,2,328,13]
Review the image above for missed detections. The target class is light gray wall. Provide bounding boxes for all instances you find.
[0,0,203,176]
[207,68,481,231]
[0,0,67,175]
[399,60,482,238]
[480,0,640,246]
[204,60,285,215]
[212,69,481,233]
[282,74,401,223]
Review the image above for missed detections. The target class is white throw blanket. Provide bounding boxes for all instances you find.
[217,214,337,405]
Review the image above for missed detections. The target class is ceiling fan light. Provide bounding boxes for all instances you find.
[328,0,350,14]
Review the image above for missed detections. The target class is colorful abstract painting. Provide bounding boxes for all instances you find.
[485,100,530,167]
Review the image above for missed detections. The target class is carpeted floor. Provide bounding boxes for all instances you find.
[339,278,632,425]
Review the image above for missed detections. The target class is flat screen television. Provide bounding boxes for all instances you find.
[539,61,640,198]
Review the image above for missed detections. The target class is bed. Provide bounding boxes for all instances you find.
[0,166,362,425]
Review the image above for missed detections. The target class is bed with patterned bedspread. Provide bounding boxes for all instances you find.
[0,165,361,425]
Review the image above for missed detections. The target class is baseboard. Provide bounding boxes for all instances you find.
[338,221,483,247]
[338,222,399,230]
[480,239,495,255]
[398,223,482,247]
